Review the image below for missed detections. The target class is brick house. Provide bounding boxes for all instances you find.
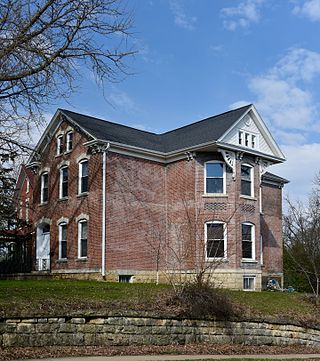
[22,104,287,290]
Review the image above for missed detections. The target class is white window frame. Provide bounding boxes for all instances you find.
[78,159,89,194]
[40,172,49,204]
[238,130,259,149]
[25,198,29,223]
[66,131,73,152]
[78,219,88,259]
[26,179,30,194]
[241,163,254,197]
[59,222,67,260]
[241,222,255,261]
[204,161,226,195]
[59,166,69,199]
[243,275,256,291]
[205,221,227,260]
[238,131,243,145]
[57,135,63,155]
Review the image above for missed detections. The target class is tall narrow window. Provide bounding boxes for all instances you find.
[57,135,63,155]
[66,132,73,152]
[205,162,225,194]
[59,222,67,259]
[242,223,255,260]
[59,166,68,198]
[241,164,253,197]
[40,172,49,203]
[25,199,29,223]
[78,220,88,258]
[79,160,88,194]
[251,135,256,148]
[238,131,243,145]
[206,222,226,259]
[245,133,249,147]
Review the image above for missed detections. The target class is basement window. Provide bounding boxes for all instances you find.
[119,275,133,283]
[243,276,255,291]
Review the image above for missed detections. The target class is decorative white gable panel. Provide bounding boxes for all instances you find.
[219,107,285,161]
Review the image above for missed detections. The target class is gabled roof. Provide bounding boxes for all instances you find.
[60,104,252,153]
[29,104,285,165]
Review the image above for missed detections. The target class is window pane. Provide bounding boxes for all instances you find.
[241,165,251,180]
[81,222,87,239]
[62,168,68,181]
[206,163,223,177]
[207,223,223,239]
[81,239,87,257]
[207,240,224,258]
[81,176,88,193]
[206,178,223,193]
[61,224,67,240]
[241,180,251,196]
[242,224,252,240]
[243,277,254,290]
[242,240,252,258]
[42,173,48,187]
[61,240,67,259]
[43,187,49,202]
[81,161,88,177]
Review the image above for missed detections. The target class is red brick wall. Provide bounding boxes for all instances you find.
[31,121,284,280]
[106,153,166,271]
[261,183,283,274]
[33,120,103,271]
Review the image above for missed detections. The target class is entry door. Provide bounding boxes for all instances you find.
[36,225,50,271]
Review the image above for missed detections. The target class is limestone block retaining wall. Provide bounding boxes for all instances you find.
[1,316,320,348]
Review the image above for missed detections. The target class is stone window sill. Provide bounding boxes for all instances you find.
[240,195,257,201]
[77,192,88,198]
[202,194,228,198]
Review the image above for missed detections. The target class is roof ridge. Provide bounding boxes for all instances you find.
[161,104,252,135]
[59,104,252,137]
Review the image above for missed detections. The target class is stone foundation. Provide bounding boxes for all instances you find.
[1,315,319,348]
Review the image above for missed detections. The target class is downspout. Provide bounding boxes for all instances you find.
[102,143,110,278]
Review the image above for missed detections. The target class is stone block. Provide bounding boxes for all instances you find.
[71,318,86,324]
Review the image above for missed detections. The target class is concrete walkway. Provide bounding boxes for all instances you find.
[25,354,320,361]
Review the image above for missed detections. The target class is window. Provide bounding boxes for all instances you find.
[245,133,249,147]
[206,222,226,259]
[242,223,255,260]
[59,222,67,259]
[251,135,256,148]
[243,276,255,290]
[238,131,243,145]
[205,162,225,194]
[40,172,49,203]
[59,166,68,198]
[26,179,30,194]
[119,275,133,283]
[57,135,63,155]
[79,160,88,194]
[241,164,253,197]
[25,199,29,223]
[66,132,73,152]
[78,220,88,258]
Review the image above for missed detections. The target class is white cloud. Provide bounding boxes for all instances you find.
[221,0,264,31]
[271,143,320,203]
[243,48,320,132]
[169,0,197,31]
[292,0,320,21]
[108,91,139,114]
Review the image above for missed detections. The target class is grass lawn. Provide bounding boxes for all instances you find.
[0,279,319,324]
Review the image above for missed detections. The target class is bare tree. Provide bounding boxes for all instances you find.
[0,0,135,224]
[284,177,320,303]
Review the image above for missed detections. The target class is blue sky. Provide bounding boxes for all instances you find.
[44,0,320,203]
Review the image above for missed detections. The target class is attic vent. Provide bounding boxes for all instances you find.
[240,204,255,214]
[204,203,227,212]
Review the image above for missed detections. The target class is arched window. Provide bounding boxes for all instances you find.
[40,172,49,203]
[59,166,68,199]
[204,161,226,194]
[66,131,73,152]
[59,222,67,260]
[241,222,255,260]
[78,219,88,258]
[205,221,227,259]
[78,159,88,194]
[57,135,63,155]
[241,164,254,197]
